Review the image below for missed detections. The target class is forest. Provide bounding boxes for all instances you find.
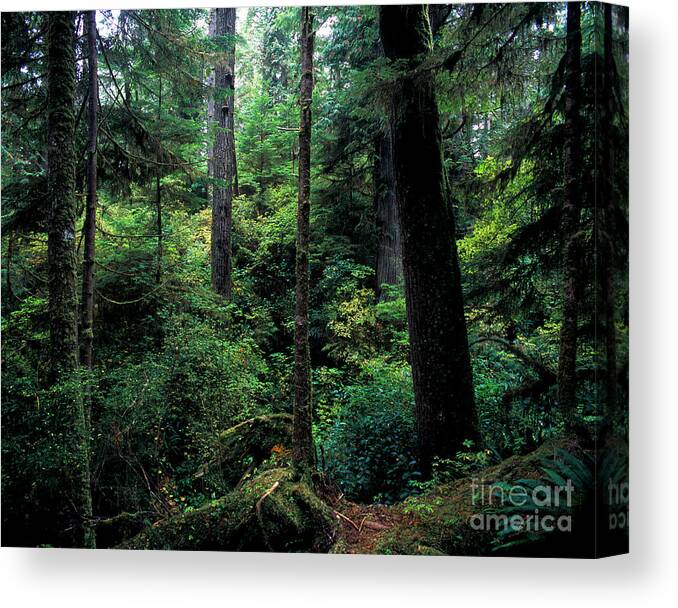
[1,3,628,557]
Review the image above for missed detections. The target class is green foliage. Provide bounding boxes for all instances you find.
[471,337,560,456]
[1,4,628,550]
[406,440,499,497]
[319,360,419,503]
[322,268,408,366]
[237,85,297,201]
[92,310,275,512]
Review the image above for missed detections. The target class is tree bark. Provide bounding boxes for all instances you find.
[227,10,239,199]
[210,8,236,298]
[293,6,315,471]
[80,10,98,373]
[207,9,215,188]
[374,130,403,301]
[379,5,479,472]
[557,2,583,427]
[155,77,163,284]
[155,172,162,283]
[47,11,95,548]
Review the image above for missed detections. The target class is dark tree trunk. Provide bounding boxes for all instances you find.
[379,5,479,472]
[155,172,162,283]
[48,12,80,381]
[155,78,163,284]
[293,6,315,471]
[80,10,98,373]
[373,130,402,301]
[210,8,236,299]
[225,10,238,199]
[207,9,215,189]
[46,11,95,548]
[557,2,583,427]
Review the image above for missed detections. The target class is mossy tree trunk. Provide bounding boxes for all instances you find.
[47,11,95,548]
[379,5,478,472]
[226,9,239,199]
[155,77,163,284]
[557,2,583,427]
[207,9,215,189]
[80,10,98,375]
[293,6,316,471]
[210,8,236,299]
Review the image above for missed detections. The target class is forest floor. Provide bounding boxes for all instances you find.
[322,435,594,556]
[329,496,406,554]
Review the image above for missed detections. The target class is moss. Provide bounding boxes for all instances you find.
[120,468,336,552]
[125,438,590,556]
[374,438,591,556]
[46,11,94,549]
[195,413,293,493]
[374,484,489,556]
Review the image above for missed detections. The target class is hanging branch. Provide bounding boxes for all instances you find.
[96,29,198,176]
[469,336,553,379]
[1,73,46,91]
[96,280,168,306]
[99,124,202,171]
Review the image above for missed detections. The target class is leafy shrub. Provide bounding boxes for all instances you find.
[320,359,419,503]
[472,338,560,456]
[405,440,499,497]
[323,277,408,367]
[91,311,276,517]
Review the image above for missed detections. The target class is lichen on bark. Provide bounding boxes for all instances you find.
[46,11,95,548]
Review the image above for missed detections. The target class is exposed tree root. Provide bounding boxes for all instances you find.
[120,468,337,552]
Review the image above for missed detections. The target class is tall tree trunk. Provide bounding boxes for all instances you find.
[374,130,402,301]
[80,10,97,374]
[557,2,583,427]
[155,172,162,283]
[226,8,238,198]
[46,11,94,548]
[293,6,315,471]
[210,8,236,299]
[155,78,163,284]
[379,6,478,472]
[207,9,215,189]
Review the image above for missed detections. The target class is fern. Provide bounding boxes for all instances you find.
[489,449,595,551]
